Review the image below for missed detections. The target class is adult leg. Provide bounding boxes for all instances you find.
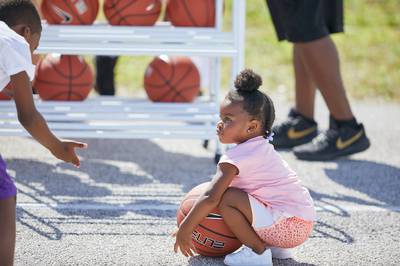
[293,36,370,160]
[94,56,119,96]
[218,187,266,254]
[295,36,354,120]
[270,48,318,149]
[293,45,316,120]
[0,196,16,266]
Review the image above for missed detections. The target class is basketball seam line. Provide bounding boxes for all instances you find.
[171,64,192,88]
[149,62,172,86]
[73,63,90,80]
[114,11,161,18]
[106,0,139,21]
[182,0,199,26]
[147,60,198,102]
[61,0,84,24]
[151,62,177,101]
[104,0,137,12]
[197,224,238,240]
[49,56,86,80]
[170,65,195,101]
[105,0,160,20]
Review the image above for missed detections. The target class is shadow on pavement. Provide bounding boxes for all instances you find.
[16,207,63,240]
[311,220,354,243]
[9,160,112,197]
[324,159,400,208]
[7,139,214,239]
[188,255,224,265]
[303,158,400,245]
[273,259,317,266]
[80,139,215,192]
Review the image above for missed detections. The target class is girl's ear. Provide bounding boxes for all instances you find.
[247,119,261,133]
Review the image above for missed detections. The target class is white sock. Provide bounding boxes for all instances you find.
[270,247,293,259]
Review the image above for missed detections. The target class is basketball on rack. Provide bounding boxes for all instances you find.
[144,55,200,102]
[177,182,242,257]
[0,83,12,101]
[33,54,93,101]
[41,0,99,25]
[103,0,161,26]
[166,0,216,27]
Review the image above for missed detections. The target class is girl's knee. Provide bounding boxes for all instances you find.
[218,187,243,209]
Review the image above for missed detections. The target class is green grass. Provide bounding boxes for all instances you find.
[96,0,400,101]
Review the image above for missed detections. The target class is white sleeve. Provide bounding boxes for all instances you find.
[0,42,35,81]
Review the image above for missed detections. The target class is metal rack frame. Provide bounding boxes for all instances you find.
[0,0,245,161]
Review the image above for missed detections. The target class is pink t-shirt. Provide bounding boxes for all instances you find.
[219,136,316,221]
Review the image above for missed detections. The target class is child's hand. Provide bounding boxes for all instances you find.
[172,227,196,257]
[50,139,87,167]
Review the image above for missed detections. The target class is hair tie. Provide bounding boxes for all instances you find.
[266,132,274,142]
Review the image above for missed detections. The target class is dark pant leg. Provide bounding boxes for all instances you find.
[95,56,119,95]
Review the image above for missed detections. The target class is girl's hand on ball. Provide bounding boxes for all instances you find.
[173,227,196,257]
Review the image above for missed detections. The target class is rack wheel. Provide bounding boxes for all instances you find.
[203,140,209,149]
[214,153,221,164]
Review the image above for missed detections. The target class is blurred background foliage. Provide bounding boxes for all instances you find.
[93,0,399,101]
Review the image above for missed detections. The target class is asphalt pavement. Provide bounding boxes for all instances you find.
[1,93,399,265]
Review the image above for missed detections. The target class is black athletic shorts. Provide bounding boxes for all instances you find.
[266,0,344,43]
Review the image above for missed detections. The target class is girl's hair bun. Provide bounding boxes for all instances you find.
[234,69,262,92]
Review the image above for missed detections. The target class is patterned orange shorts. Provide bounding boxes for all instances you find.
[255,216,313,248]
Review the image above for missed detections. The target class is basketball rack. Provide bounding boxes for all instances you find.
[0,0,245,162]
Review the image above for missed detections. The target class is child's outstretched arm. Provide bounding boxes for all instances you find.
[11,71,87,167]
[173,162,238,257]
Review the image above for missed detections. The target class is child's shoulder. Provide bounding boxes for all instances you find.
[234,136,272,152]
[0,21,35,88]
[0,21,32,66]
[226,137,272,159]
[0,21,29,51]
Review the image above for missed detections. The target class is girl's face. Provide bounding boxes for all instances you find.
[217,99,260,144]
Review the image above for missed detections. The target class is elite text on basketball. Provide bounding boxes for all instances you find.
[192,230,225,249]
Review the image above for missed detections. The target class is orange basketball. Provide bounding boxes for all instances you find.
[41,0,99,25]
[103,0,161,26]
[166,0,216,27]
[144,55,200,102]
[0,92,11,100]
[0,83,12,101]
[33,54,93,101]
[177,182,242,257]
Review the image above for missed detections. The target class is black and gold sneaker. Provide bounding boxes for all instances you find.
[293,117,370,161]
[271,109,318,149]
